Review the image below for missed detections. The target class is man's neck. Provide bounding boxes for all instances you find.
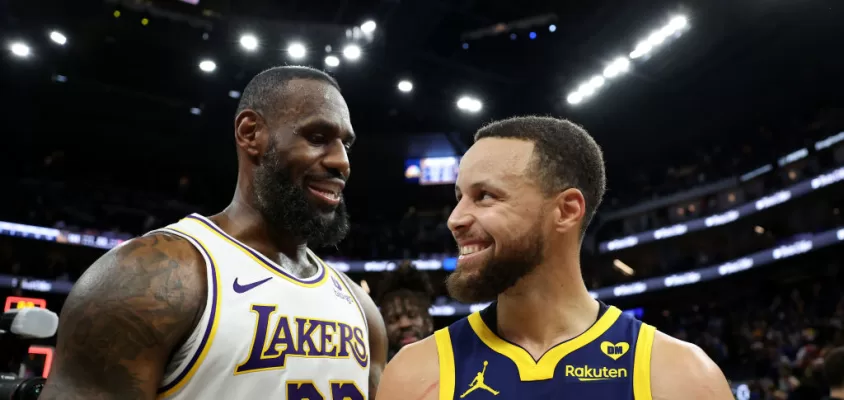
[214,195,309,264]
[495,256,599,361]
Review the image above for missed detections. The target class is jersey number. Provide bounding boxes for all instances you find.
[287,380,365,400]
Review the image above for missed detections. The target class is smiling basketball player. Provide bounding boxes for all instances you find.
[377,116,732,399]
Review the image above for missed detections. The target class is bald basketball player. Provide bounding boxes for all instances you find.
[377,116,733,399]
[41,66,387,399]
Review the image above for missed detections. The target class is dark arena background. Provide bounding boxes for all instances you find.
[1,0,844,399]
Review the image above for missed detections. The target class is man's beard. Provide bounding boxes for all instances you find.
[446,219,545,304]
[253,147,350,248]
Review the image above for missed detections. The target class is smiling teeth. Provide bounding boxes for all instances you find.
[313,188,339,200]
[460,245,487,255]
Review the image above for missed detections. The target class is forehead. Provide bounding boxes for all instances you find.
[457,138,534,187]
[277,79,351,126]
[383,295,425,315]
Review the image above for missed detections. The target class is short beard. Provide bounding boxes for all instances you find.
[252,146,350,248]
[446,219,544,304]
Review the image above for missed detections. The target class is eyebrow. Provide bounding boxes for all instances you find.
[455,179,503,196]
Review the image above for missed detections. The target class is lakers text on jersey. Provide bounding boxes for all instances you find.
[149,214,370,400]
[435,302,656,400]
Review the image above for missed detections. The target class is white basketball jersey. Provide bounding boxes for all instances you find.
[150,214,370,400]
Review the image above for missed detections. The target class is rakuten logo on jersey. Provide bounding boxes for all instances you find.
[755,191,791,210]
[718,258,754,276]
[613,283,647,297]
[606,236,638,251]
[664,272,701,287]
[772,240,813,260]
[653,224,688,240]
[705,210,740,227]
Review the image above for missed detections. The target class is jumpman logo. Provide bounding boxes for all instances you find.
[460,361,499,398]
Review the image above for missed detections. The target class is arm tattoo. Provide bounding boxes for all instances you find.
[40,234,203,400]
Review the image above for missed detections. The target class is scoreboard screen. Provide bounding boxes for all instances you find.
[4,296,47,312]
[405,156,460,186]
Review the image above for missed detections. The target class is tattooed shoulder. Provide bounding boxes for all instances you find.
[40,233,207,400]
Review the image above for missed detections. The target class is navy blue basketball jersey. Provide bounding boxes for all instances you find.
[434,302,656,400]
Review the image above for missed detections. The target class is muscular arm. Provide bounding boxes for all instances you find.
[651,331,734,400]
[40,234,206,400]
[377,337,440,400]
[341,273,389,399]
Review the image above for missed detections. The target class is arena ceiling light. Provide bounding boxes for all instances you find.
[325,55,340,67]
[287,42,306,59]
[9,42,30,58]
[239,34,258,52]
[456,96,482,113]
[397,80,413,93]
[198,59,216,73]
[49,31,67,46]
[361,20,376,34]
[342,44,361,61]
[567,14,689,106]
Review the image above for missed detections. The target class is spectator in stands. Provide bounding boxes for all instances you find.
[376,260,435,360]
[824,347,844,400]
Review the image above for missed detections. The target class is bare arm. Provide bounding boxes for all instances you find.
[40,233,206,400]
[651,331,734,400]
[341,273,389,399]
[377,337,440,400]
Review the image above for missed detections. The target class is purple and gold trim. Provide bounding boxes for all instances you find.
[156,227,221,398]
[186,214,328,288]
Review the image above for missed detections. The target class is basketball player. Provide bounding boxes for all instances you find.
[376,260,435,360]
[377,116,733,399]
[40,66,387,399]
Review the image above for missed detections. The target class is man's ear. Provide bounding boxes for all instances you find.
[234,109,264,158]
[552,187,586,235]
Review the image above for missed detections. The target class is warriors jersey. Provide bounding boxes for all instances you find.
[435,302,655,400]
[150,214,370,400]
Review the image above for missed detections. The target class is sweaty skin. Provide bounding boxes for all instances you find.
[377,331,735,400]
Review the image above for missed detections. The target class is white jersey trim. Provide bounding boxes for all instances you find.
[148,227,222,398]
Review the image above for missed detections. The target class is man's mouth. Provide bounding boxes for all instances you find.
[400,334,420,345]
[306,179,345,207]
[457,241,492,261]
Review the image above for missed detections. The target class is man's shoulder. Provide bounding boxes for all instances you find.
[649,331,733,400]
[378,335,441,398]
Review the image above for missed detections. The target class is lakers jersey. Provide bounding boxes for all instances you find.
[435,302,655,400]
[150,214,370,399]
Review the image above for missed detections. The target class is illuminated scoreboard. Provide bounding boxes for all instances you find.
[404,156,460,186]
[4,296,47,312]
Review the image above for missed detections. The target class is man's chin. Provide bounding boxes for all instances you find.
[446,271,499,304]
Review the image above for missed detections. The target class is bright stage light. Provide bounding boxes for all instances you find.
[240,34,258,51]
[325,55,340,67]
[603,57,630,78]
[342,45,361,61]
[288,43,306,59]
[398,80,413,93]
[567,92,583,105]
[361,20,376,34]
[199,60,216,72]
[49,31,67,46]
[9,42,30,58]
[456,96,482,113]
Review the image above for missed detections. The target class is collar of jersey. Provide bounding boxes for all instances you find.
[184,214,329,288]
[467,305,622,381]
